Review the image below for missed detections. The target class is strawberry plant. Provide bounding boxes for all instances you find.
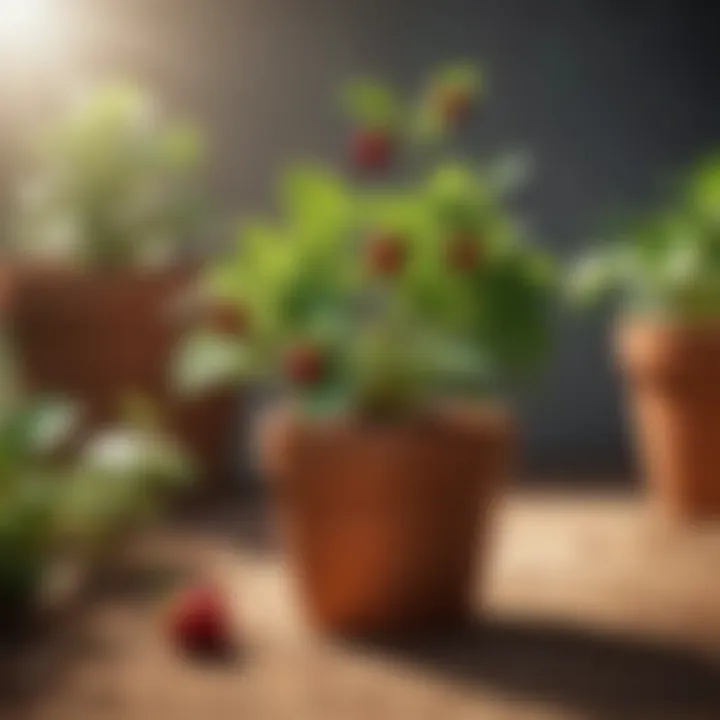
[175,63,554,418]
[570,154,720,319]
[11,84,203,268]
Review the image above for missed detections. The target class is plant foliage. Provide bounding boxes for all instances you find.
[0,339,190,610]
[12,84,204,268]
[175,63,554,418]
[570,154,720,319]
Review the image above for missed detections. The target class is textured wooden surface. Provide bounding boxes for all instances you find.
[4,488,720,719]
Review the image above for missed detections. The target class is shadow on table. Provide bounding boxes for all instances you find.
[0,551,241,718]
[353,616,720,720]
[178,491,278,555]
[0,616,118,717]
[0,554,199,716]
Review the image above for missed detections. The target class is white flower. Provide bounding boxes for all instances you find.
[82,428,152,477]
[81,427,189,485]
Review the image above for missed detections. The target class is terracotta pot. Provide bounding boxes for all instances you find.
[7,266,238,495]
[259,404,513,636]
[616,319,720,521]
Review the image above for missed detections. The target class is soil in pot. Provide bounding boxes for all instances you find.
[7,267,238,496]
[259,404,513,637]
[616,319,720,521]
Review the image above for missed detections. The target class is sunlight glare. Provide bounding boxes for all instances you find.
[0,0,56,57]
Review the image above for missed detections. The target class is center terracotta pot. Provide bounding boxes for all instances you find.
[6,266,238,496]
[616,319,720,521]
[259,404,513,636]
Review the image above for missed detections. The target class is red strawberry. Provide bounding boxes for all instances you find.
[284,342,326,386]
[168,584,233,655]
[366,232,407,276]
[446,233,481,273]
[437,85,472,125]
[350,128,393,171]
[208,301,249,336]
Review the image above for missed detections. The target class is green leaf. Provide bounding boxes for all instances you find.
[411,101,446,144]
[340,79,401,129]
[414,331,492,393]
[0,398,78,472]
[686,153,720,225]
[81,427,190,484]
[280,164,355,238]
[432,62,484,94]
[424,162,492,231]
[173,332,251,395]
[567,250,620,306]
[27,399,79,454]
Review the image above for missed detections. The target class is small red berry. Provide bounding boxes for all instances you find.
[208,301,249,336]
[168,584,233,656]
[350,128,393,171]
[437,85,472,125]
[284,343,326,386]
[446,233,481,273]
[366,232,407,276]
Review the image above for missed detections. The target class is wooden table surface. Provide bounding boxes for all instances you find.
[4,488,720,720]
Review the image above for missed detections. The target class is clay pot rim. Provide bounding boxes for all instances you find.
[615,315,720,380]
[2,262,202,316]
[4,260,200,283]
[261,399,513,438]
[616,314,720,339]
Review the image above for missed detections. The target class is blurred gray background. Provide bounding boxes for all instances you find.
[2,0,719,479]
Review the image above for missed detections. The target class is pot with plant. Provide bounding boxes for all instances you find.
[5,85,238,494]
[571,155,720,521]
[176,64,553,635]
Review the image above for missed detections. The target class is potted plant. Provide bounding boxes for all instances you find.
[571,154,720,521]
[176,64,554,635]
[5,85,237,494]
[0,383,189,634]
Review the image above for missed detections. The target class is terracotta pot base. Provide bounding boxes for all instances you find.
[260,405,513,636]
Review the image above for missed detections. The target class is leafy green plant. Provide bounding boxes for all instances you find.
[55,395,192,560]
[175,63,554,418]
[11,84,204,268]
[570,154,720,319]
[0,341,190,614]
[0,394,76,613]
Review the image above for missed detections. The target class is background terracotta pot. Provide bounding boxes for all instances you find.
[616,319,720,521]
[7,266,239,496]
[259,404,513,636]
